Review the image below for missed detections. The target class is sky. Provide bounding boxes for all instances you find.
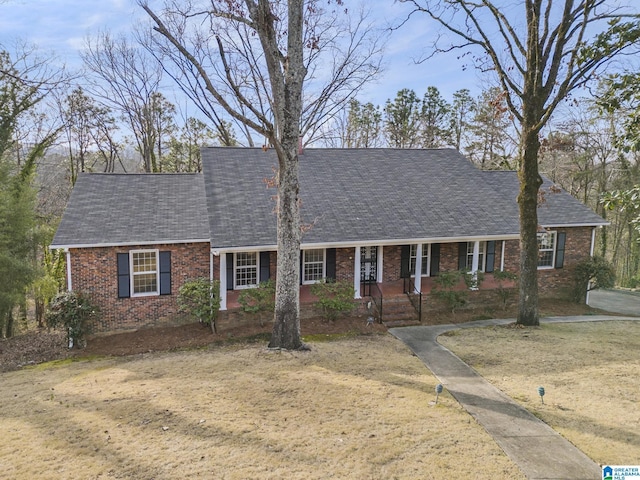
[0,0,486,107]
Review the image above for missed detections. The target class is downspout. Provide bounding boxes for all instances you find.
[500,240,506,271]
[65,248,73,291]
[586,227,597,305]
[65,248,73,348]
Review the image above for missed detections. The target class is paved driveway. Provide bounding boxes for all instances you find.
[588,289,640,316]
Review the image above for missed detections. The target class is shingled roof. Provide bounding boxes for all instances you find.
[202,147,607,249]
[52,148,607,250]
[51,173,209,248]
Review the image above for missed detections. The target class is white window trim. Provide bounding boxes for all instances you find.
[302,248,326,285]
[537,231,557,270]
[466,242,486,272]
[234,251,260,290]
[410,243,431,277]
[130,249,159,297]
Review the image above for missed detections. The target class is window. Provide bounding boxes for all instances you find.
[131,250,159,296]
[235,252,258,289]
[537,231,556,268]
[409,244,430,276]
[303,249,325,284]
[465,242,485,272]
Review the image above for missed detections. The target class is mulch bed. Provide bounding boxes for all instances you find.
[0,298,602,374]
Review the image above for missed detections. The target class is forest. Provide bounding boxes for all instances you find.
[1,0,639,338]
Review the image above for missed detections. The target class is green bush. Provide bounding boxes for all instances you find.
[431,271,467,313]
[238,279,276,326]
[45,291,99,349]
[571,256,615,303]
[310,279,356,322]
[492,270,518,310]
[178,278,221,333]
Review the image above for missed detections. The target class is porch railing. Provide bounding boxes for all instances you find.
[363,278,383,323]
[403,277,423,323]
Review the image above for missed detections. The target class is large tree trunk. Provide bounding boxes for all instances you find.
[517,126,543,326]
[269,147,303,349]
[267,0,305,350]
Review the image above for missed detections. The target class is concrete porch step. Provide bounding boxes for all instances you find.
[369,294,422,323]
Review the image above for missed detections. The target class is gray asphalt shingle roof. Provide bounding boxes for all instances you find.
[52,148,606,249]
[51,173,209,248]
[202,147,606,249]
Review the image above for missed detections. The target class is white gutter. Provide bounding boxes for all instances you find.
[50,238,211,250]
[213,234,523,254]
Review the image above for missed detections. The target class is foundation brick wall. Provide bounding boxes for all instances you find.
[70,242,210,332]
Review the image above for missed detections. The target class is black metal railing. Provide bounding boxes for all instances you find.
[363,277,383,323]
[403,277,423,323]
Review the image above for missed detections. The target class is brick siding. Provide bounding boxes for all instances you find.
[69,242,210,332]
[71,227,594,332]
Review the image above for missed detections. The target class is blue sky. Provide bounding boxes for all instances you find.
[0,0,484,106]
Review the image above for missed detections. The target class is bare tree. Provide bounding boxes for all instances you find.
[401,0,640,325]
[60,87,123,182]
[82,32,165,172]
[140,0,382,350]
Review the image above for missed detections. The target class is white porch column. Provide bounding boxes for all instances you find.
[471,241,480,273]
[354,246,362,299]
[414,243,423,292]
[376,246,383,283]
[471,241,480,290]
[219,252,227,310]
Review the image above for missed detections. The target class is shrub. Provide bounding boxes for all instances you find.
[238,279,276,326]
[462,270,485,290]
[45,291,99,349]
[492,270,518,310]
[310,279,356,322]
[431,271,467,313]
[571,256,615,303]
[178,278,221,333]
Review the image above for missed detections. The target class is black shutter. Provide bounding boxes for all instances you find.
[117,253,130,298]
[485,241,495,273]
[159,251,171,295]
[458,243,467,270]
[400,245,410,278]
[226,253,234,290]
[326,248,336,280]
[430,243,440,277]
[555,232,566,268]
[300,251,304,285]
[260,251,271,282]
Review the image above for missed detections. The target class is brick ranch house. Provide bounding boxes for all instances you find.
[51,148,607,332]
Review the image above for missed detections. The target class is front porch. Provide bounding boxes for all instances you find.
[224,273,516,324]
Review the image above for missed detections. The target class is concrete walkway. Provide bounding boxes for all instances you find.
[389,315,640,480]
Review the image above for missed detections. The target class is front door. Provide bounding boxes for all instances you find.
[360,246,377,283]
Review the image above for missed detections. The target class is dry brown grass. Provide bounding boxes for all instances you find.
[439,320,640,466]
[0,334,524,480]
